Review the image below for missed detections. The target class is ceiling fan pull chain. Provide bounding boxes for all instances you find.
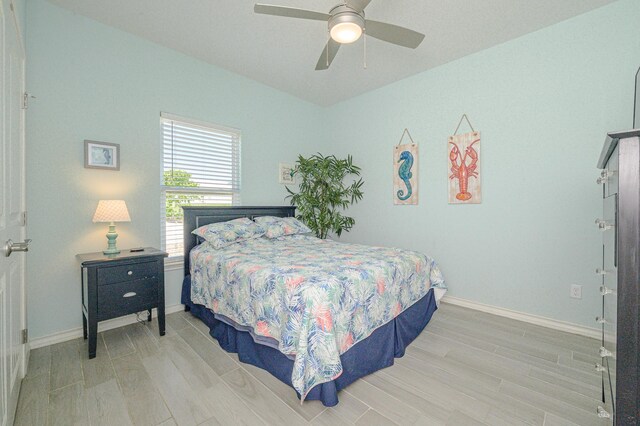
[326,31,330,67]
[363,28,367,69]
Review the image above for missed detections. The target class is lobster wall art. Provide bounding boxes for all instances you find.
[393,141,418,205]
[448,131,481,204]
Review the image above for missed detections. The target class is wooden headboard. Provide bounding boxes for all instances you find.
[182,205,296,275]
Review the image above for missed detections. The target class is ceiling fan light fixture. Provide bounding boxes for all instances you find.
[328,7,365,44]
[330,21,362,44]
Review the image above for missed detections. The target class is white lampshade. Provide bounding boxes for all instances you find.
[92,200,131,223]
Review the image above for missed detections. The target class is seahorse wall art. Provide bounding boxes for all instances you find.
[448,131,481,204]
[393,143,418,205]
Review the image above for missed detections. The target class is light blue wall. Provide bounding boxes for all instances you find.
[25,0,323,339]
[25,0,640,339]
[12,0,26,40]
[324,0,640,327]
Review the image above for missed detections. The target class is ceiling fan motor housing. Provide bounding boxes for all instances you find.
[328,5,365,44]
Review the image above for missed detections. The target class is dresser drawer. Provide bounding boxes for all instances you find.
[97,260,158,285]
[97,278,158,320]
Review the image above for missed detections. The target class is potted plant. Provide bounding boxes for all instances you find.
[286,153,364,239]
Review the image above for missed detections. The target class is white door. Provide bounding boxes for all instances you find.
[0,1,27,425]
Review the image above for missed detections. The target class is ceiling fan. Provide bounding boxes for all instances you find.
[254,1,425,70]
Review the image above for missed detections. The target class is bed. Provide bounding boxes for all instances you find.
[180,206,446,406]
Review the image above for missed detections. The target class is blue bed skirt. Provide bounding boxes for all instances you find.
[181,275,438,406]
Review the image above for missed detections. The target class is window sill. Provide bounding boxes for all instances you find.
[164,258,184,272]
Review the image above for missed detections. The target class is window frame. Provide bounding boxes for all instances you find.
[160,112,241,264]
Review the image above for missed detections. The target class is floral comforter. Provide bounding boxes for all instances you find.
[190,234,446,399]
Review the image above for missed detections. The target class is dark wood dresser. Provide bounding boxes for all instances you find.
[596,129,640,424]
[77,247,168,358]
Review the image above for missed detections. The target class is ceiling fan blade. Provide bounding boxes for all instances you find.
[315,39,341,71]
[365,20,425,49]
[254,4,330,21]
[346,0,372,12]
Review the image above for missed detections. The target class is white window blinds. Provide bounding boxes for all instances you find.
[161,113,241,259]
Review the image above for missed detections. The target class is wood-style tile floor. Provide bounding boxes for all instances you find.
[14,303,611,425]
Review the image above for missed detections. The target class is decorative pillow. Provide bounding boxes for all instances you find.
[192,217,265,249]
[254,216,312,239]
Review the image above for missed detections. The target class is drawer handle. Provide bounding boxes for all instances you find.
[123,292,137,298]
[600,286,615,296]
[599,346,613,358]
[127,271,133,276]
[597,406,611,419]
[596,170,613,185]
[595,316,607,324]
[595,363,606,372]
[595,219,613,231]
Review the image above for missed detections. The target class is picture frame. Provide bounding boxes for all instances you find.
[393,143,419,205]
[84,140,120,170]
[278,163,295,184]
[448,131,481,204]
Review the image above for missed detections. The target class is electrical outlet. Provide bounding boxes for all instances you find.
[570,284,582,299]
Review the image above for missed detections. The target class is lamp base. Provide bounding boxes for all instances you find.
[103,222,120,255]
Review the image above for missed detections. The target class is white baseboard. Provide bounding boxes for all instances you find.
[29,304,185,350]
[441,296,600,340]
[30,298,600,348]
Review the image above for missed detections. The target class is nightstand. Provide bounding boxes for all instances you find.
[76,247,168,358]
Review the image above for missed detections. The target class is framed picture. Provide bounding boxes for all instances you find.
[393,143,418,205]
[448,131,481,204]
[84,140,120,170]
[279,163,295,184]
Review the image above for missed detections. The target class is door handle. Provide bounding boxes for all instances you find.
[4,239,31,257]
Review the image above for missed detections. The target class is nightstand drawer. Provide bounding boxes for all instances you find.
[97,278,158,319]
[97,260,158,285]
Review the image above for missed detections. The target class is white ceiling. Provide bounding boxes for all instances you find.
[47,0,616,106]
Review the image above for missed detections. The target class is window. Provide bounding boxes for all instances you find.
[161,113,240,260]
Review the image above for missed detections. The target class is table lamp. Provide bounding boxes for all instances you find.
[92,200,131,255]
